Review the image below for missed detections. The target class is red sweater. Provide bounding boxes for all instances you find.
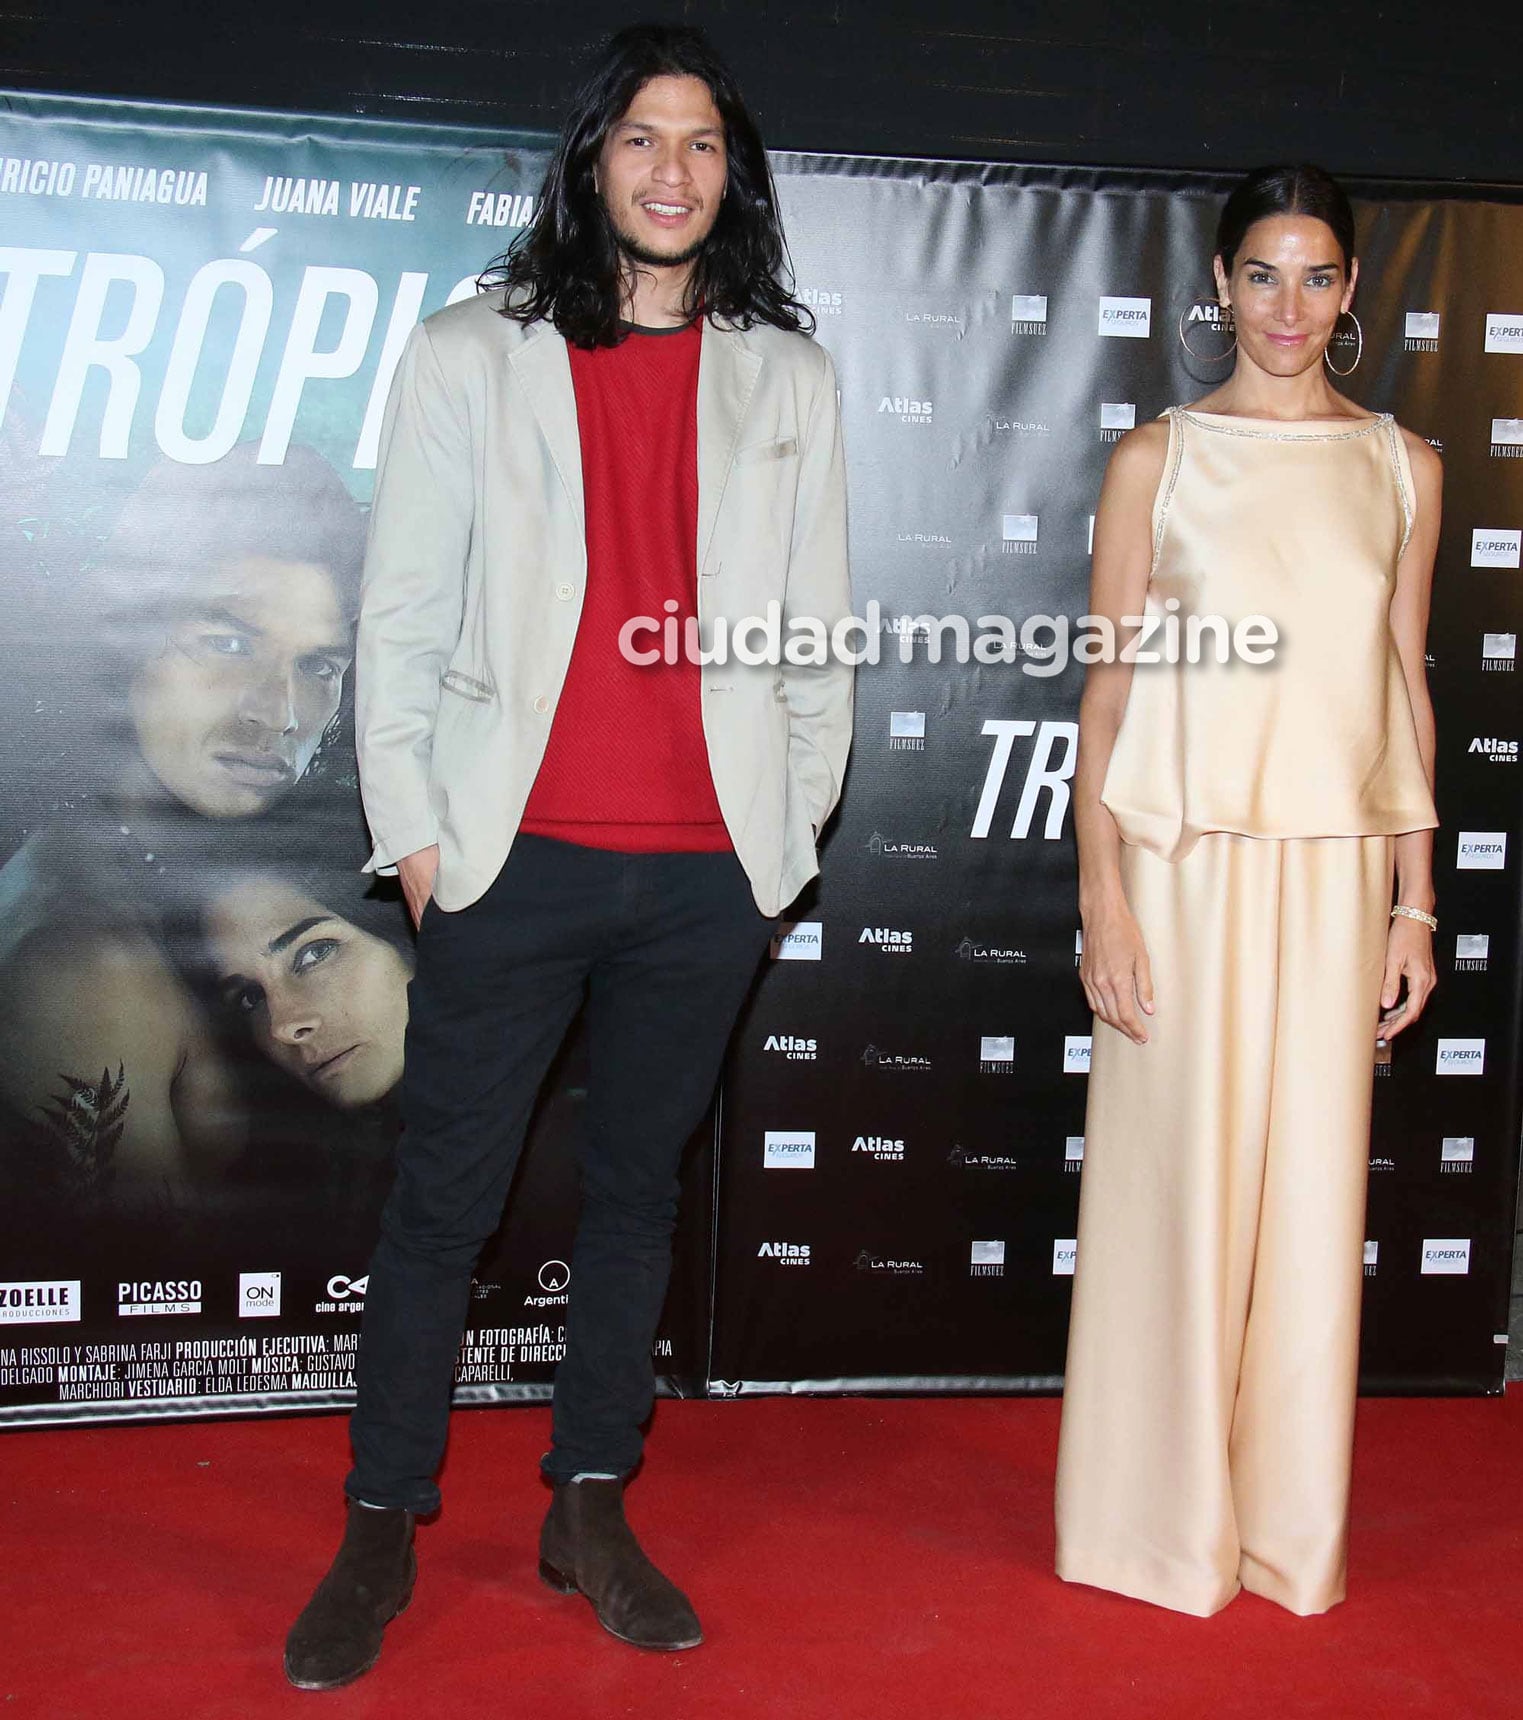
[519,319,731,853]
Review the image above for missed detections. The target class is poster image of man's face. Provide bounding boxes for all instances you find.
[126,554,353,818]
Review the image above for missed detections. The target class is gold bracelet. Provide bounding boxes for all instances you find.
[1391,904,1438,931]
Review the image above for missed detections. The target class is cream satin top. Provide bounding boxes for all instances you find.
[1100,406,1438,863]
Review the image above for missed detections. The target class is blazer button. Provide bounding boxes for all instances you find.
[555,582,575,601]
[533,694,550,714]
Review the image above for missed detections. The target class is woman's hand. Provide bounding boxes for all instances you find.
[1376,915,1437,1042]
[1080,899,1156,1045]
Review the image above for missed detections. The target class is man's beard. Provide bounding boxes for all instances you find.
[608,207,713,273]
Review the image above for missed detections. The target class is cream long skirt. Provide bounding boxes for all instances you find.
[1054,831,1395,1617]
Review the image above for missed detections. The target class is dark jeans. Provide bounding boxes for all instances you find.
[346,835,774,1514]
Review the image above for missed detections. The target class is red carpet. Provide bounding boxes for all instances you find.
[2,1394,1518,1719]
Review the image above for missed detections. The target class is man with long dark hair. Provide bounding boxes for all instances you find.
[284,21,852,1691]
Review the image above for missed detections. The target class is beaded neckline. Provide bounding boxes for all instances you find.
[1177,406,1390,442]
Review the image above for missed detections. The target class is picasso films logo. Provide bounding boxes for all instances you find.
[118,1278,202,1317]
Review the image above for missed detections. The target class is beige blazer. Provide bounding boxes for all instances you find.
[355,291,853,915]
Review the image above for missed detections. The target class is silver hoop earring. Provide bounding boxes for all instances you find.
[1178,301,1236,363]
[1325,310,1363,376]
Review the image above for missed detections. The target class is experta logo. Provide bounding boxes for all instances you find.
[0,1280,81,1324]
[764,1130,816,1169]
[1484,313,1523,353]
[1063,1035,1092,1074]
[1011,293,1048,333]
[1456,832,1506,869]
[771,920,822,960]
[237,1272,281,1318]
[1471,528,1521,568]
[1404,310,1440,351]
[1052,1239,1078,1276]
[1436,1037,1485,1074]
[118,1279,202,1316]
[1420,1238,1472,1275]
[1098,295,1151,337]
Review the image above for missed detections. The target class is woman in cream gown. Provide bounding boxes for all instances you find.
[1054,164,1441,1618]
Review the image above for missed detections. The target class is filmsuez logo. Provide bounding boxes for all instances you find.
[763,1032,817,1062]
[764,1130,816,1169]
[1098,295,1151,338]
[1364,1240,1379,1277]
[1011,293,1048,334]
[859,926,914,954]
[1456,832,1506,870]
[756,1241,810,1267]
[0,1281,80,1325]
[1435,1037,1485,1075]
[1470,528,1521,568]
[877,394,933,425]
[1420,1238,1472,1275]
[851,1133,906,1162]
[1441,1136,1476,1174]
[1064,1135,1085,1173]
[466,190,536,228]
[1490,418,1523,459]
[1001,513,1039,556]
[948,1143,1019,1171]
[771,920,822,960]
[315,1272,368,1314]
[865,832,939,861]
[853,1248,924,1275]
[1052,1239,1078,1277]
[118,1278,202,1317]
[955,936,1027,965]
[1454,933,1489,972]
[1483,312,1523,353]
[526,1260,570,1308]
[889,710,926,752]
[237,1272,281,1318]
[1404,310,1441,352]
[1063,1035,1092,1074]
[970,1240,1005,1278]
[1468,735,1519,762]
[979,1035,1015,1075]
[860,1044,933,1074]
[798,286,844,316]
[1099,401,1136,442]
[1482,631,1517,671]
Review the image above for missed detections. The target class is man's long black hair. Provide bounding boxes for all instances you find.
[484,22,813,348]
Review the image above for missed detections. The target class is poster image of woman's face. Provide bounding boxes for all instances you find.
[127,555,352,818]
[205,876,412,1108]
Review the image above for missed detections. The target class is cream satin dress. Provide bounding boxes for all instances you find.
[1054,407,1438,1617]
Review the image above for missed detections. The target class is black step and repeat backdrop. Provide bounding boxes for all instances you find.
[1,95,1518,1426]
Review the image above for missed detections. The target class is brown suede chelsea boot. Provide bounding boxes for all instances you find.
[284,1500,416,1691]
[539,1478,702,1651]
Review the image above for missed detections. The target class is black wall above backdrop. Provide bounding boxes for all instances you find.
[3,0,1522,185]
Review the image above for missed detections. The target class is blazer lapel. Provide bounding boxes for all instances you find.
[696,321,763,574]
[508,325,584,532]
